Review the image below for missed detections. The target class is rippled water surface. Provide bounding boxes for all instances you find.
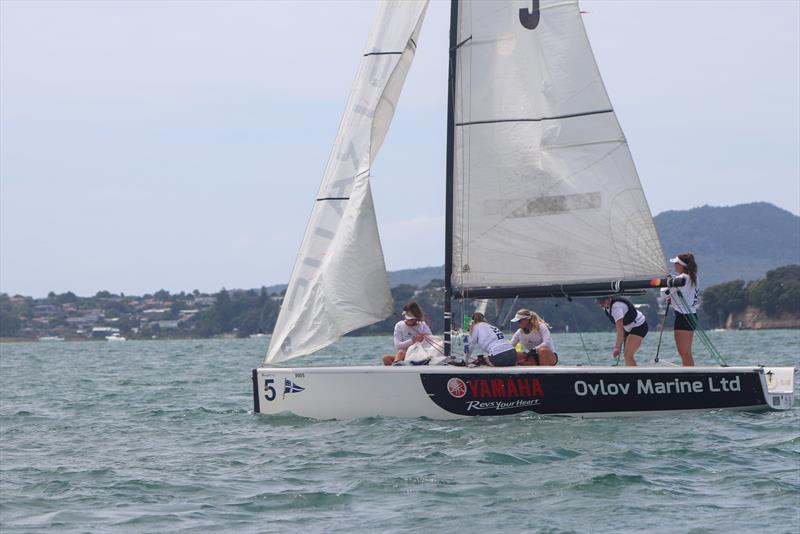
[1,330,798,533]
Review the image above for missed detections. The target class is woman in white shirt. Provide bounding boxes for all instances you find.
[595,296,649,366]
[663,253,700,366]
[509,308,558,366]
[382,302,432,366]
[468,312,517,367]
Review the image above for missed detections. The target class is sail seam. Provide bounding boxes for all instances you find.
[456,108,613,126]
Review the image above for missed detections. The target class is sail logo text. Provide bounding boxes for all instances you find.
[466,399,542,412]
[574,377,742,396]
[466,377,544,399]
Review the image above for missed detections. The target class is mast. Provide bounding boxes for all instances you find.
[444,0,458,357]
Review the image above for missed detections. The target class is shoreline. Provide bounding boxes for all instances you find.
[3,327,799,344]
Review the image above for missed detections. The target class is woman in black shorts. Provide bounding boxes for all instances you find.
[664,253,700,366]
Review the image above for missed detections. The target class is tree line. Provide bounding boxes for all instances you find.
[1,265,797,338]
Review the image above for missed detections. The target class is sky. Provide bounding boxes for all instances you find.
[1,0,798,298]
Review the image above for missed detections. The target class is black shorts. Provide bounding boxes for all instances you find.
[624,322,649,338]
[526,348,559,365]
[674,312,697,331]
[488,348,517,367]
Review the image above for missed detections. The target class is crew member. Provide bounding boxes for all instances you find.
[663,253,700,366]
[596,296,648,366]
[467,312,517,367]
[509,308,558,366]
[382,302,432,366]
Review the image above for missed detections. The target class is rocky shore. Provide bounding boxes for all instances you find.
[725,306,800,330]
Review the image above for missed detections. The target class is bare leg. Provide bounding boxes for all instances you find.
[623,335,643,366]
[537,347,557,366]
[674,330,695,366]
[382,349,407,366]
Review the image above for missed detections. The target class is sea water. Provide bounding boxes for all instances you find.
[1,330,798,533]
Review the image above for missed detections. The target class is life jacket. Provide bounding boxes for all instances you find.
[605,297,638,327]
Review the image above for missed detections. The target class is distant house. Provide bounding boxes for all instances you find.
[193,296,216,307]
[142,308,170,319]
[34,304,58,315]
[66,311,104,326]
[89,326,120,339]
[153,320,179,330]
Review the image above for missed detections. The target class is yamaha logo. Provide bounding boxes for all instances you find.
[447,378,467,398]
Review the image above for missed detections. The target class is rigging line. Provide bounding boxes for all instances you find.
[558,286,591,365]
[409,37,417,49]
[422,335,445,350]
[563,291,592,365]
[674,292,728,366]
[499,296,519,326]
[455,109,613,127]
[315,197,349,201]
[654,301,670,363]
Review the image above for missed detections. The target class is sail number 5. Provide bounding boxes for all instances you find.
[264,377,277,401]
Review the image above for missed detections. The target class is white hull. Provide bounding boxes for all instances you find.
[252,365,795,420]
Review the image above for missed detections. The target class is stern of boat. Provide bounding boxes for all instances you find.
[762,367,795,411]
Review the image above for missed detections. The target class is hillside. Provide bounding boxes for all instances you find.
[379,202,799,289]
[262,203,796,294]
[387,266,444,288]
[654,202,800,286]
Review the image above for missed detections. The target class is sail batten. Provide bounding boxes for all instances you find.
[265,1,429,364]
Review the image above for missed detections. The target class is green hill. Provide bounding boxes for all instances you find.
[263,202,797,296]
[654,202,800,286]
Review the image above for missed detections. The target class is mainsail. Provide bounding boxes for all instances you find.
[266,1,429,363]
[450,0,666,295]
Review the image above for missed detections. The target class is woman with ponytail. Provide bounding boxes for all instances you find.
[664,252,700,366]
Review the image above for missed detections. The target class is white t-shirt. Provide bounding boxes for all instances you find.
[510,323,556,353]
[662,273,700,314]
[468,322,514,356]
[610,302,646,332]
[393,320,432,351]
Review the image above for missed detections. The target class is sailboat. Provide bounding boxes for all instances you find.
[252,0,795,419]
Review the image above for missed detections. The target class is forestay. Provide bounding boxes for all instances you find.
[266,1,429,363]
[451,0,666,293]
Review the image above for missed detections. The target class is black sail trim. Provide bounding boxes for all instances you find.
[453,278,684,300]
[456,108,614,127]
[316,197,350,202]
[363,51,403,57]
[453,35,472,51]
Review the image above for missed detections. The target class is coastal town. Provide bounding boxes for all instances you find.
[1,264,798,341]
[0,288,282,341]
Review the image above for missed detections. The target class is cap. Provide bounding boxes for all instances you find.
[669,256,688,267]
[510,309,533,322]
